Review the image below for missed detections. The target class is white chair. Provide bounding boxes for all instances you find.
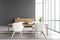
[34,21,46,39]
[11,22,24,38]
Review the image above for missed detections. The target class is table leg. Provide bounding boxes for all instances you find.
[8,25,10,34]
[45,24,48,35]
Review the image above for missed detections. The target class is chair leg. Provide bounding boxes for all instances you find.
[41,31,46,39]
[34,32,36,37]
[11,32,15,38]
[20,32,22,38]
[35,31,38,38]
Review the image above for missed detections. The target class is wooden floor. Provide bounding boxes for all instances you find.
[0,26,60,40]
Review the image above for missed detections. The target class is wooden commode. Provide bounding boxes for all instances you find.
[15,18,34,27]
[8,18,34,33]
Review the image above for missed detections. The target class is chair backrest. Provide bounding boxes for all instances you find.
[35,21,44,32]
[12,22,24,32]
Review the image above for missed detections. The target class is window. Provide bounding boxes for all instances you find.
[35,0,43,20]
[35,0,60,32]
[44,0,60,32]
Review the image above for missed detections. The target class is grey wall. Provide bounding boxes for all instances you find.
[0,0,35,25]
